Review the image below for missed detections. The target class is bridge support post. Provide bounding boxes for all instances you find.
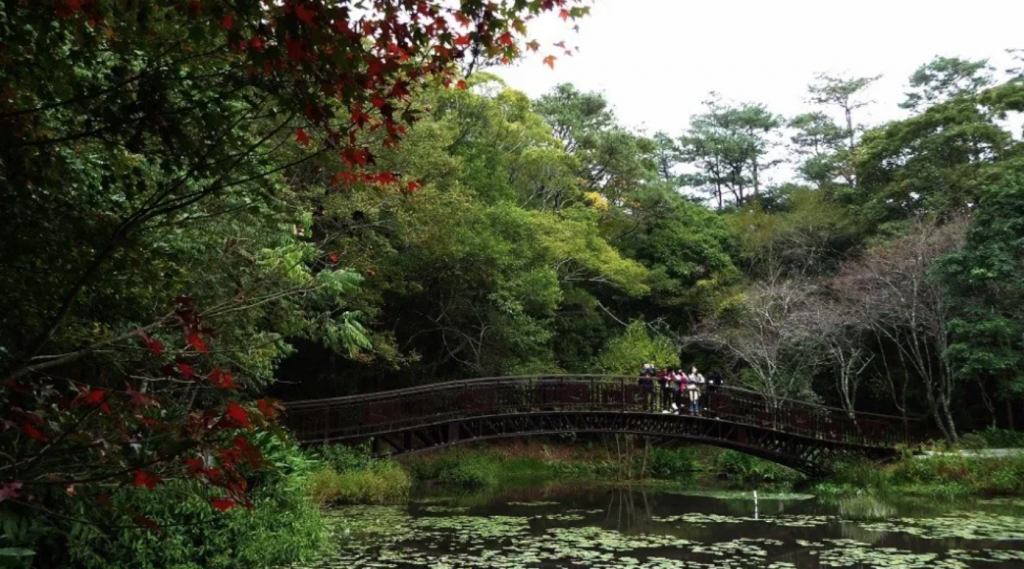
[448,422,460,445]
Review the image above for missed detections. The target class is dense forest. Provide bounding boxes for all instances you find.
[2,0,1024,566]
[277,58,1024,443]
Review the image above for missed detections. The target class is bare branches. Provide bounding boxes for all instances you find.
[691,279,821,400]
[828,217,969,439]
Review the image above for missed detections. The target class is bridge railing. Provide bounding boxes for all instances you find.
[283,375,924,448]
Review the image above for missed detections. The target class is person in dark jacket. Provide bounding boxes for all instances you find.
[707,372,723,416]
[657,368,671,411]
[638,368,655,411]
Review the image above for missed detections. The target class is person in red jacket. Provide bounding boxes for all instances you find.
[675,368,688,413]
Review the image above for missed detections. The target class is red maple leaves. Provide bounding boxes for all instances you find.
[256,398,279,420]
[209,368,237,390]
[186,331,208,353]
[177,362,196,380]
[134,329,165,356]
[223,402,251,430]
[211,497,236,512]
[293,3,316,25]
[21,421,49,443]
[132,470,163,490]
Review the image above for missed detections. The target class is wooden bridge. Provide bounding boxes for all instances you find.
[283,375,924,476]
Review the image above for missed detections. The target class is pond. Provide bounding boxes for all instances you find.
[305,483,1024,568]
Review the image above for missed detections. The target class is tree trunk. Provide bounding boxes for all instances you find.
[941,396,959,442]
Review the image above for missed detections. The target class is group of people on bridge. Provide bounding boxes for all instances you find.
[637,364,723,415]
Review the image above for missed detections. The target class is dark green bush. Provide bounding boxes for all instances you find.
[979,428,1024,449]
[646,446,699,479]
[313,442,375,473]
[65,440,327,569]
[957,432,989,451]
[713,450,802,486]
[405,450,503,489]
[829,459,889,490]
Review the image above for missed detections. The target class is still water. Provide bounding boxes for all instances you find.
[309,484,1024,568]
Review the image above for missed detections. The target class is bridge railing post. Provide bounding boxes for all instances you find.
[322,407,329,444]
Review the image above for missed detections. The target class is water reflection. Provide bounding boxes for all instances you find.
[309,483,1024,569]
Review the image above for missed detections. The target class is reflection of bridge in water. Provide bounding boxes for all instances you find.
[283,375,924,476]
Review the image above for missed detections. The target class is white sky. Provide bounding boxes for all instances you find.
[494,0,1024,186]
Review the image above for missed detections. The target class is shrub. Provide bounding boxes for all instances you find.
[980,428,1024,449]
[956,432,989,451]
[646,447,699,479]
[307,468,345,506]
[889,456,943,485]
[713,450,802,486]
[436,457,498,489]
[830,459,889,491]
[405,450,502,489]
[308,461,411,505]
[66,441,327,569]
[314,442,375,473]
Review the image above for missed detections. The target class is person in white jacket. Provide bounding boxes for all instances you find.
[689,366,706,414]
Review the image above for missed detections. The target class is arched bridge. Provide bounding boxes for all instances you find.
[283,375,924,476]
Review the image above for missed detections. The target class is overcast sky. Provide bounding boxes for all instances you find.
[494,0,1023,183]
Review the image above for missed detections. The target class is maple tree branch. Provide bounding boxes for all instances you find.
[9,314,174,380]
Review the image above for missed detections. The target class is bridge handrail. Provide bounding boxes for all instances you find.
[283,374,924,448]
[284,374,918,424]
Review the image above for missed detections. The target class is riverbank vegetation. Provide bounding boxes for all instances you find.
[817,454,1024,500]
[4,1,1024,567]
[383,440,1024,502]
[308,445,412,505]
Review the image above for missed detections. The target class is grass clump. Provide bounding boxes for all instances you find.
[308,461,411,505]
[307,443,412,505]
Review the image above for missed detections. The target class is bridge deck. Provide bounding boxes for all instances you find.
[283,375,923,460]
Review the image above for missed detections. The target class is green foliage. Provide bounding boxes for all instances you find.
[598,321,679,374]
[828,459,890,491]
[901,56,994,110]
[307,462,412,506]
[821,455,1024,498]
[727,186,863,277]
[935,174,1024,405]
[66,444,327,569]
[307,443,411,504]
[980,428,1024,449]
[406,452,500,490]
[859,93,1012,225]
[713,450,803,487]
[677,96,784,207]
[646,447,700,479]
[956,433,990,451]
[314,443,376,474]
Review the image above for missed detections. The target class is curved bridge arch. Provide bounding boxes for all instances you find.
[283,375,923,476]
